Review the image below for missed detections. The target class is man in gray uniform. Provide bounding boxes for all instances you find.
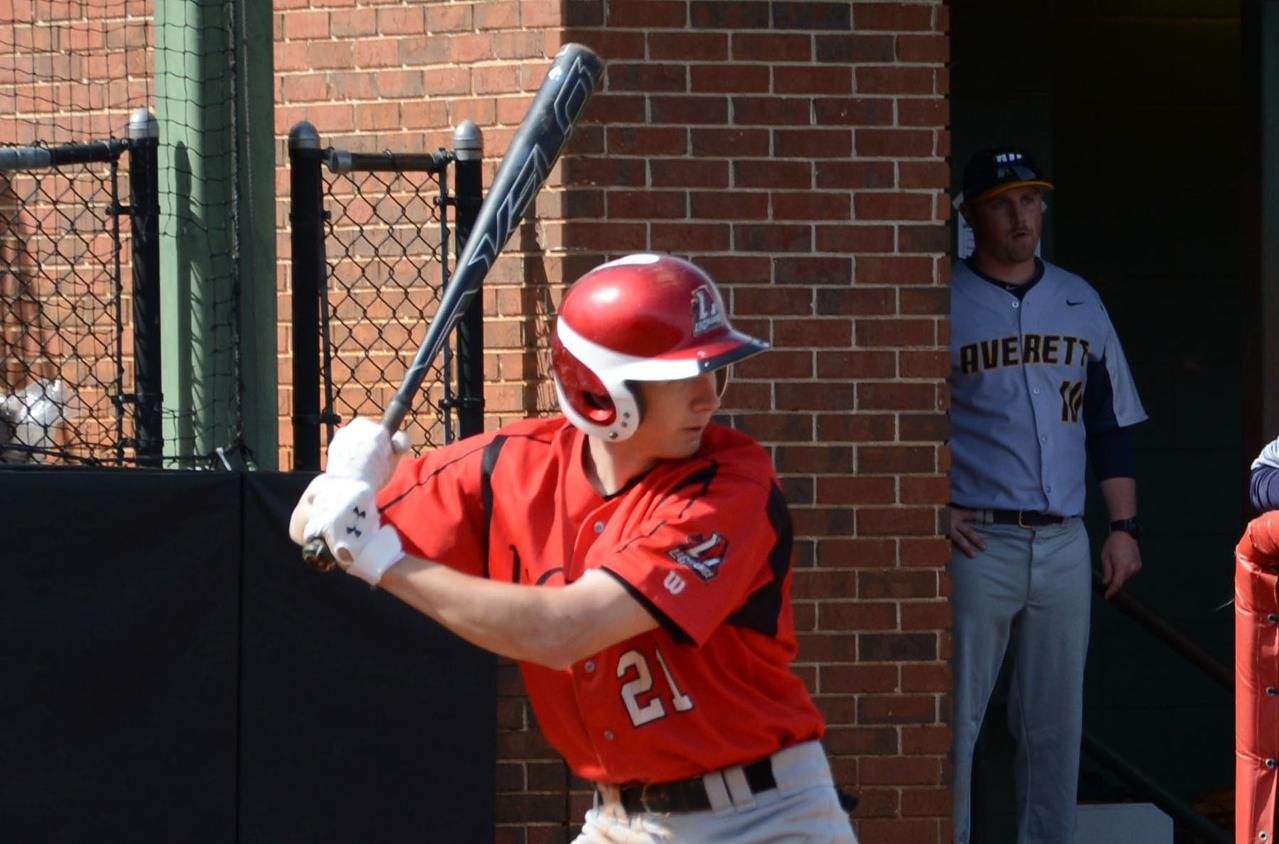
[947,148,1147,844]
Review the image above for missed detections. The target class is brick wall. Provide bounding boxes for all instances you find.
[275,2,952,842]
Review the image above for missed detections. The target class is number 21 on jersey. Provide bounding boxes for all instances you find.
[617,646,694,727]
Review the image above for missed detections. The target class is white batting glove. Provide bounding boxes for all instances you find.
[325,417,412,489]
[302,476,405,586]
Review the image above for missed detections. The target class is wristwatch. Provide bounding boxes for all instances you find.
[1109,517,1141,540]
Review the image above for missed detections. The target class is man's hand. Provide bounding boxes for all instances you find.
[290,474,404,585]
[325,417,412,488]
[947,506,987,559]
[1100,530,1141,599]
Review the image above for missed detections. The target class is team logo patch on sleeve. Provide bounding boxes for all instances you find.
[667,532,728,580]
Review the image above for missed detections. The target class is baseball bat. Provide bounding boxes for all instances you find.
[304,43,605,570]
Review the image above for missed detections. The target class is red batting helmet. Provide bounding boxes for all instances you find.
[551,253,768,441]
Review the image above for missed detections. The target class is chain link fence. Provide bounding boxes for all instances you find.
[289,124,484,470]
[0,136,159,465]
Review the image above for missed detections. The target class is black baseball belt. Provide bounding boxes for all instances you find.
[603,756,776,814]
[987,509,1068,527]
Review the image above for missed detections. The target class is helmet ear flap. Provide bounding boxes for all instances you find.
[551,336,616,425]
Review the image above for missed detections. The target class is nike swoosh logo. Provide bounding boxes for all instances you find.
[1066,299,1085,306]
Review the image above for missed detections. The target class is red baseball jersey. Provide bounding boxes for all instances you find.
[376,416,824,783]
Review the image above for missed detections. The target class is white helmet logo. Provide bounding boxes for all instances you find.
[690,285,724,335]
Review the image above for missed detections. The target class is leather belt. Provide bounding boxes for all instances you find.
[989,509,1067,528]
[606,757,777,814]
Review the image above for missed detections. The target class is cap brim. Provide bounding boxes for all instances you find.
[967,179,1054,206]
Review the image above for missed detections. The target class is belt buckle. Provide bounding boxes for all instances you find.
[1018,510,1031,529]
[640,782,660,814]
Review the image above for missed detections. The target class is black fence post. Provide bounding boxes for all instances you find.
[128,108,162,466]
[289,121,324,471]
[452,120,484,440]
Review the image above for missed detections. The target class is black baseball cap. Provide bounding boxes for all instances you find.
[961,148,1054,206]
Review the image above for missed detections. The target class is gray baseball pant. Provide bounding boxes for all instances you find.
[574,740,857,843]
[948,517,1091,844]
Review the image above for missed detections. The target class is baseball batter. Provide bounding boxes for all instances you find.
[947,149,1147,844]
[291,254,857,843]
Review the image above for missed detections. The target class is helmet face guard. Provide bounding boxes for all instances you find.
[551,253,768,441]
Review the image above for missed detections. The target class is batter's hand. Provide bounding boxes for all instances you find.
[290,474,405,585]
[325,417,412,488]
[1100,530,1141,599]
[947,506,987,559]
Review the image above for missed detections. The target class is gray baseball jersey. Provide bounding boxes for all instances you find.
[949,258,1146,516]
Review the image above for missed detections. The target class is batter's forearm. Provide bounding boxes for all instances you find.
[377,556,656,670]
[1098,476,1137,521]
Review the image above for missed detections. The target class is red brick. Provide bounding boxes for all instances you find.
[692,127,771,157]
[775,256,853,285]
[857,65,936,95]
[650,95,729,124]
[776,128,853,158]
[856,819,945,844]
[855,192,934,221]
[733,33,813,62]
[901,350,950,379]
[692,64,770,93]
[902,601,952,631]
[856,506,935,536]
[775,65,853,95]
[900,537,951,568]
[816,224,895,253]
[650,222,731,252]
[818,350,896,379]
[690,0,770,29]
[773,191,851,220]
[648,31,729,61]
[606,0,686,27]
[817,160,895,190]
[735,160,812,189]
[859,444,936,474]
[903,725,952,756]
[733,95,812,125]
[377,6,424,35]
[900,97,949,128]
[823,660,900,694]
[816,476,896,506]
[652,159,729,188]
[735,223,813,253]
[858,569,939,600]
[607,190,687,219]
[775,381,857,410]
[902,663,950,693]
[607,125,687,156]
[427,3,472,31]
[858,381,938,411]
[900,160,949,191]
[814,96,894,126]
[854,3,937,32]
[608,62,686,92]
[858,691,938,723]
[857,127,936,158]
[691,190,770,220]
[816,412,896,442]
[282,10,329,40]
[827,728,903,761]
[520,0,560,27]
[816,32,896,63]
[901,475,950,504]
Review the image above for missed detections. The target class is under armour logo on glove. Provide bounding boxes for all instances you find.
[303,477,381,565]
